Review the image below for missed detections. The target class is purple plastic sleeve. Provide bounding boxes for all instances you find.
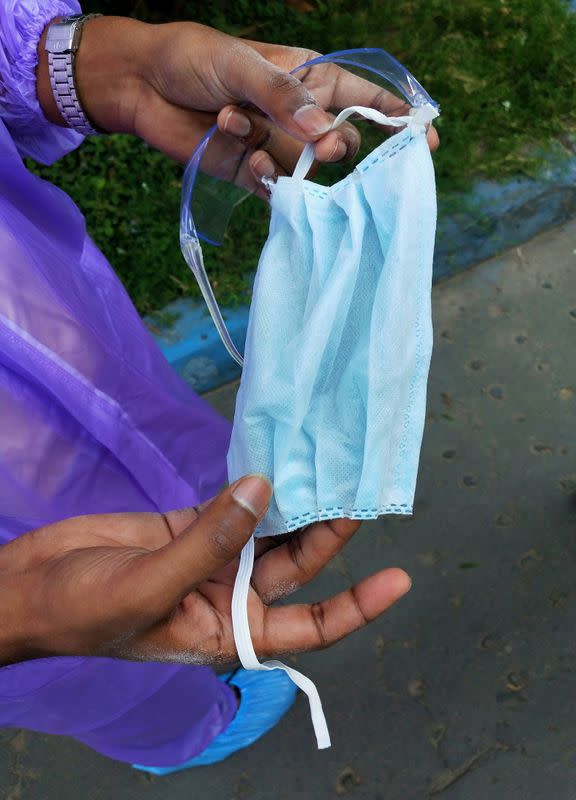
[0,0,84,164]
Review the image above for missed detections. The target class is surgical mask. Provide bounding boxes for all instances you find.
[181,50,439,751]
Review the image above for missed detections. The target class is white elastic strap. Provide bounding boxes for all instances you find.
[232,536,331,749]
[291,102,439,181]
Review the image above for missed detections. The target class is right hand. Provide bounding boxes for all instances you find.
[0,474,410,665]
[38,16,438,198]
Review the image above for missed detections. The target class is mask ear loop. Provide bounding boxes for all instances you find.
[291,103,439,182]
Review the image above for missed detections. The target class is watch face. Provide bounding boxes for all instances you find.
[45,16,83,54]
[58,14,84,25]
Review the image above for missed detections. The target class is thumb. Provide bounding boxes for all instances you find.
[221,47,333,141]
[137,474,272,613]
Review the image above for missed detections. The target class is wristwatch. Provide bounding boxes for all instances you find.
[44,14,103,136]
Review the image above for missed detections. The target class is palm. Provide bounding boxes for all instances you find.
[18,508,252,661]
[5,497,407,665]
[79,506,358,663]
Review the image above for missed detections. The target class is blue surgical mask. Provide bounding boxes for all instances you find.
[229,104,438,535]
[226,104,439,749]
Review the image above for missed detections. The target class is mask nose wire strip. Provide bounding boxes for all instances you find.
[232,536,331,749]
[229,102,438,750]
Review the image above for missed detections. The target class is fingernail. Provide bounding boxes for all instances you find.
[251,152,276,179]
[293,104,331,136]
[232,474,272,519]
[223,109,251,138]
[328,138,347,161]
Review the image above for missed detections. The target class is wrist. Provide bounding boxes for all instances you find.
[37,15,152,135]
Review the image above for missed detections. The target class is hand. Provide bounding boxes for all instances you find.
[0,474,410,665]
[37,17,438,196]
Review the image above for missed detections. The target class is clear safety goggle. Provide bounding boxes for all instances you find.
[179,48,439,366]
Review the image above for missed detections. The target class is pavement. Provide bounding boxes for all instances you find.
[1,219,575,800]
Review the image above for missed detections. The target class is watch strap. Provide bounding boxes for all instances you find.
[46,14,103,137]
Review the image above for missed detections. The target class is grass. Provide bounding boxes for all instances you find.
[27,0,576,315]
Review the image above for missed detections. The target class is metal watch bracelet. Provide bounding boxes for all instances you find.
[45,14,103,137]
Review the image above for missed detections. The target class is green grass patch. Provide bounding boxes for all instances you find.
[28,0,576,314]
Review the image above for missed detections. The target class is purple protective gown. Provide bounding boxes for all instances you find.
[0,0,237,765]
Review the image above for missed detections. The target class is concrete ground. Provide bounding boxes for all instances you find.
[1,219,575,800]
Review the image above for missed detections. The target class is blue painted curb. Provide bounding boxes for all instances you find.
[149,143,576,394]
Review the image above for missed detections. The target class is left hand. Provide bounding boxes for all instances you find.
[0,475,410,664]
[38,16,439,196]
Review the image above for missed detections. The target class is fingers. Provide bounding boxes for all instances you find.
[218,105,300,184]
[218,104,361,163]
[137,101,271,199]
[246,42,406,118]
[242,44,441,154]
[219,106,302,171]
[217,100,435,192]
[313,126,361,163]
[258,568,411,656]
[217,104,361,186]
[427,125,440,152]
[134,474,272,615]
[238,46,440,150]
[221,47,335,143]
[252,518,361,604]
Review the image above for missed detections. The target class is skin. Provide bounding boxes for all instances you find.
[37,17,438,195]
[1,475,411,665]
[10,16,436,667]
